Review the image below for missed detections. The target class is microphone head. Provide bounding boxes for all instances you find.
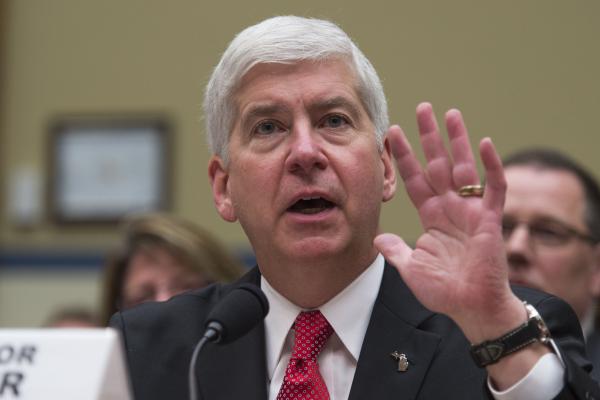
[204,283,269,344]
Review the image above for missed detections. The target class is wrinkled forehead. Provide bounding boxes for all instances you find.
[230,58,364,118]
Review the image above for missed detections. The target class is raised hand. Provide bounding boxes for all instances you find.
[374,102,525,344]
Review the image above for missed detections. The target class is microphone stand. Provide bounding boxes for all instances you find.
[187,283,268,400]
[188,323,221,400]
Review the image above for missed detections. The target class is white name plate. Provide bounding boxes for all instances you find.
[0,328,132,400]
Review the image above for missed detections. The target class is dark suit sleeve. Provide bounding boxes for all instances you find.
[516,291,600,400]
[108,299,204,400]
[107,277,267,400]
[109,311,126,345]
[109,311,140,399]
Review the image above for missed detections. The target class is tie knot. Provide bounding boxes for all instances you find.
[291,311,333,361]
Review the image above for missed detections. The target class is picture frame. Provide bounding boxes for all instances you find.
[47,115,172,224]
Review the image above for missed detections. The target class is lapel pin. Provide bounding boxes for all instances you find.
[390,351,409,372]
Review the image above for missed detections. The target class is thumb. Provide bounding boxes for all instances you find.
[374,233,412,272]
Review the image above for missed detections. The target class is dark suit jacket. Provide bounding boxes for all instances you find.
[111,264,600,399]
[586,329,600,383]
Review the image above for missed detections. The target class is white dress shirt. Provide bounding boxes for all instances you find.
[261,253,564,400]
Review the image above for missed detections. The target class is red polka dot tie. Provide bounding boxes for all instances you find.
[276,310,333,400]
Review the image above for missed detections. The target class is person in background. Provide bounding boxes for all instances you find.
[503,148,600,380]
[45,306,100,328]
[100,213,244,324]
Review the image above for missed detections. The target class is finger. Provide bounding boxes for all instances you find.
[388,125,435,208]
[479,138,506,214]
[374,233,412,273]
[445,109,480,188]
[416,102,453,193]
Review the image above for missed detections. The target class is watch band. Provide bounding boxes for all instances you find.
[470,302,551,368]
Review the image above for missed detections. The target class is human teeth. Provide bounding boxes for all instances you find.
[288,197,334,214]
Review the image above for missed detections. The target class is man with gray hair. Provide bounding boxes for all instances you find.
[112,16,599,399]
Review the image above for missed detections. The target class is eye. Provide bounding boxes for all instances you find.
[253,120,284,136]
[319,114,350,129]
[530,225,566,244]
[123,292,152,309]
[501,219,516,239]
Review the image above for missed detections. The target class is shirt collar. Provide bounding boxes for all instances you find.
[262,253,385,379]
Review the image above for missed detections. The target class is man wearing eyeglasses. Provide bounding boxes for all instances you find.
[503,148,600,380]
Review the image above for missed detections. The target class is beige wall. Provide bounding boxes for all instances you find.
[0,269,100,326]
[1,0,599,326]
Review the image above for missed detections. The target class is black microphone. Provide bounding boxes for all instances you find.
[203,283,269,344]
[188,283,269,400]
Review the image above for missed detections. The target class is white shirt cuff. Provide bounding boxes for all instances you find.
[488,353,564,400]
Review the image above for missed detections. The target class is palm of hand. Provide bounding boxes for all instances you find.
[407,192,508,318]
[375,103,512,325]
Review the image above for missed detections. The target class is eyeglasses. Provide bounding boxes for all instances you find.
[502,216,596,247]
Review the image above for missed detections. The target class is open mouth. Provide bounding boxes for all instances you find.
[288,197,335,215]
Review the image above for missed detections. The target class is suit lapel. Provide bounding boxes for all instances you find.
[193,264,441,399]
[195,269,268,400]
[349,264,441,400]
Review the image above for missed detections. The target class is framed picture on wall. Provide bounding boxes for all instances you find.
[47,115,172,224]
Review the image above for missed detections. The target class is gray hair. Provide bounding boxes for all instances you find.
[203,15,389,162]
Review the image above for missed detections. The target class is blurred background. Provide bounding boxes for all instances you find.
[1,0,599,326]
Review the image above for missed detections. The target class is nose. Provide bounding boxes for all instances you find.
[154,287,177,302]
[285,122,328,175]
[505,225,534,270]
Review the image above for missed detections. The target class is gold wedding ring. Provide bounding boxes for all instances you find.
[458,184,484,197]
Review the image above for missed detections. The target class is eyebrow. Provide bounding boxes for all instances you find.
[307,96,363,121]
[240,96,364,129]
[503,215,579,227]
[240,103,291,130]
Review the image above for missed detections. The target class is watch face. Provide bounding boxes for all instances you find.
[525,303,551,343]
[533,316,551,344]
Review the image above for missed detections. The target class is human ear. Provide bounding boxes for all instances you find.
[588,243,600,297]
[381,132,397,202]
[208,155,237,222]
